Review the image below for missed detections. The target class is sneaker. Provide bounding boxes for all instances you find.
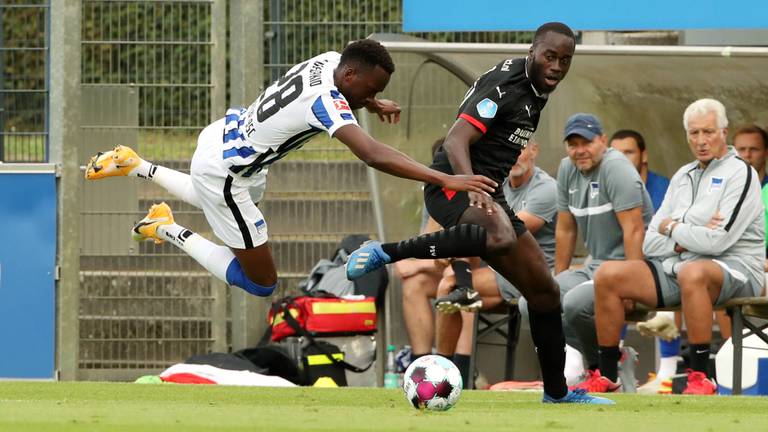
[618,346,638,393]
[682,370,717,395]
[637,313,680,341]
[345,241,391,280]
[569,370,621,393]
[435,286,482,313]
[543,388,615,405]
[132,202,174,245]
[85,145,143,180]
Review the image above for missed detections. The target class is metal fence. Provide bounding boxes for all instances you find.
[0,0,48,162]
[77,0,225,380]
[21,0,532,380]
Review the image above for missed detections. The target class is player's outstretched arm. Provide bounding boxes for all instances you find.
[333,124,496,194]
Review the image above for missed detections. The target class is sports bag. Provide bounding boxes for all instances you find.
[268,296,377,342]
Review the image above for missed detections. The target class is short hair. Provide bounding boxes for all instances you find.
[533,22,576,46]
[340,39,395,75]
[610,129,646,152]
[734,124,768,149]
[683,98,728,131]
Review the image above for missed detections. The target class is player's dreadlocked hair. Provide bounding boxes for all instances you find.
[340,39,395,75]
[533,22,576,45]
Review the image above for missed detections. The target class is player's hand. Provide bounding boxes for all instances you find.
[705,210,724,229]
[468,190,496,215]
[440,174,496,195]
[365,98,401,124]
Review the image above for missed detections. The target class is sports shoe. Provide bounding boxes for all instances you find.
[569,369,621,393]
[345,241,391,280]
[637,313,680,341]
[132,202,174,245]
[618,346,638,393]
[85,145,143,180]
[543,388,615,405]
[435,286,482,313]
[682,370,717,395]
[637,372,675,395]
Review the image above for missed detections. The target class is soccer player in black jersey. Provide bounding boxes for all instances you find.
[347,22,613,404]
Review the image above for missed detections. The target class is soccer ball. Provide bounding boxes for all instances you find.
[402,355,462,411]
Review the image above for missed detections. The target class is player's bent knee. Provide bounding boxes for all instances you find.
[485,232,516,257]
[225,259,277,297]
[527,286,561,313]
[594,264,621,293]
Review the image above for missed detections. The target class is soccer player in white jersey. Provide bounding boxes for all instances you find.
[84,39,496,298]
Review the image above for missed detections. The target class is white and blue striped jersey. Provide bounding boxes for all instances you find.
[222,52,358,178]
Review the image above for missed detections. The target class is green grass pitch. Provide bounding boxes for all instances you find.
[1,382,766,431]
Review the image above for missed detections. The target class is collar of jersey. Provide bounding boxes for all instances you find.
[524,58,550,99]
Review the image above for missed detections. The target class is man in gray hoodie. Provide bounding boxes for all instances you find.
[592,98,765,395]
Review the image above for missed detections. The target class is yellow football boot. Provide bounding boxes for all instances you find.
[85,145,143,180]
[132,202,174,245]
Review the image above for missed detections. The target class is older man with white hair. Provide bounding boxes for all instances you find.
[592,98,765,395]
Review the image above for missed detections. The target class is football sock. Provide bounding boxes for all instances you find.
[598,346,621,383]
[411,353,430,362]
[657,337,681,378]
[657,356,679,379]
[452,354,471,389]
[564,344,585,385]
[140,164,202,208]
[528,307,567,399]
[158,223,235,284]
[128,159,154,179]
[689,344,710,374]
[660,336,681,357]
[380,224,486,261]
[451,260,473,289]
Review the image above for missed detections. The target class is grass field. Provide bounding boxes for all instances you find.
[0,382,766,431]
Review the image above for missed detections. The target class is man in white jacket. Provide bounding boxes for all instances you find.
[591,98,765,395]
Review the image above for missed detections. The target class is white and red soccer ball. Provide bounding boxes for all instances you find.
[402,355,462,411]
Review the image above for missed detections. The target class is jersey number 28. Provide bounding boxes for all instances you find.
[256,62,308,122]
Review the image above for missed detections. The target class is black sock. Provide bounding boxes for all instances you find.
[452,354,472,389]
[598,346,621,383]
[528,307,567,399]
[411,352,430,363]
[451,261,473,290]
[380,224,486,261]
[690,344,710,374]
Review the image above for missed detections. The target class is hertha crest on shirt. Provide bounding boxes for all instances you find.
[333,99,351,112]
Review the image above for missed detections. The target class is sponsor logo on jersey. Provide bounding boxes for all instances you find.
[476,98,498,119]
[333,98,351,112]
[508,127,534,146]
[709,176,724,193]
[590,182,600,199]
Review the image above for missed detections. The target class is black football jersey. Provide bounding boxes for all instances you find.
[432,57,547,191]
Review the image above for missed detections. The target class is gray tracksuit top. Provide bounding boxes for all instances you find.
[643,148,765,287]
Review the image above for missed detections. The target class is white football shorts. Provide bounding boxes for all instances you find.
[190,118,269,249]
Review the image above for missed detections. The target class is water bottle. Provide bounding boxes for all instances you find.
[384,344,399,388]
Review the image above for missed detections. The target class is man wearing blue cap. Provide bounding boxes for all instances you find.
[555,113,654,393]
